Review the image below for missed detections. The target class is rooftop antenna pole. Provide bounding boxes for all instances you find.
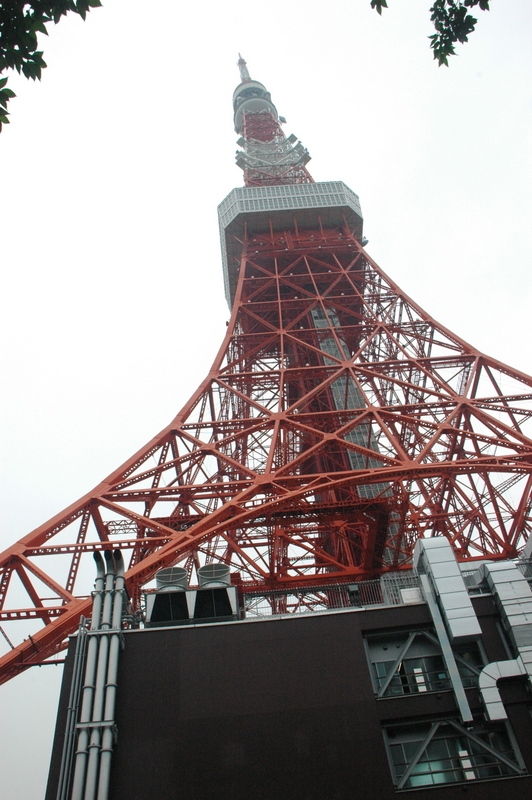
[237,53,251,83]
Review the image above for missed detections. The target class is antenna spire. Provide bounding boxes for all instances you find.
[237,53,251,83]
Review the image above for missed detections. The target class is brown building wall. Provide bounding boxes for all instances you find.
[47,599,532,800]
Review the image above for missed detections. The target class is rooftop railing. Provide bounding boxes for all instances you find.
[242,572,422,619]
[240,559,532,620]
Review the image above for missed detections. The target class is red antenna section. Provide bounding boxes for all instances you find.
[1,63,531,685]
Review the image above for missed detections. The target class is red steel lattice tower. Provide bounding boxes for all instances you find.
[1,58,532,684]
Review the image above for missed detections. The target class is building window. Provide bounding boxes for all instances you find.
[385,719,525,789]
[365,630,483,697]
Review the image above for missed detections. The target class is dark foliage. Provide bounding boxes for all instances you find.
[370,0,491,65]
[0,1,102,130]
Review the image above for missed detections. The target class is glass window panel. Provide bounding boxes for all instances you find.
[389,744,405,766]
[385,721,522,788]
[426,739,448,760]
[366,630,484,696]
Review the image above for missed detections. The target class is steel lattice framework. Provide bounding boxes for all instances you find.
[1,60,531,685]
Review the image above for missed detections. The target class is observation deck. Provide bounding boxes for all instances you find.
[218,180,364,307]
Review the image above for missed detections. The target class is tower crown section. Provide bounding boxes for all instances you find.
[219,57,364,307]
[233,79,278,134]
[232,56,312,189]
[233,53,279,133]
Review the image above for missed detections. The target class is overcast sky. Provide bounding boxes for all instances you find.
[0,0,531,796]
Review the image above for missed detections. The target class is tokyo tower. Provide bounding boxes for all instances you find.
[1,56,532,685]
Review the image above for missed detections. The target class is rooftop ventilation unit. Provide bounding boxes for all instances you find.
[145,565,239,628]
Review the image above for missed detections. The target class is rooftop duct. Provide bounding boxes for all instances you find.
[198,564,231,588]
[155,567,189,592]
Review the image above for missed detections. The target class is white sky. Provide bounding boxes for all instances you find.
[0,0,531,796]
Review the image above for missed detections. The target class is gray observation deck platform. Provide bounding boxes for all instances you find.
[218,181,364,307]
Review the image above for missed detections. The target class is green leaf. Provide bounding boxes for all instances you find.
[0,78,7,89]
[370,0,388,13]
[31,21,50,36]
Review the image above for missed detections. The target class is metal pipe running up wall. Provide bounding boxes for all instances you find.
[55,619,89,800]
[96,552,125,800]
[68,550,125,800]
[67,553,106,800]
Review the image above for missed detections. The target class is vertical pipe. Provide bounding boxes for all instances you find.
[70,553,106,800]
[96,551,125,800]
[56,619,88,800]
[83,551,115,800]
